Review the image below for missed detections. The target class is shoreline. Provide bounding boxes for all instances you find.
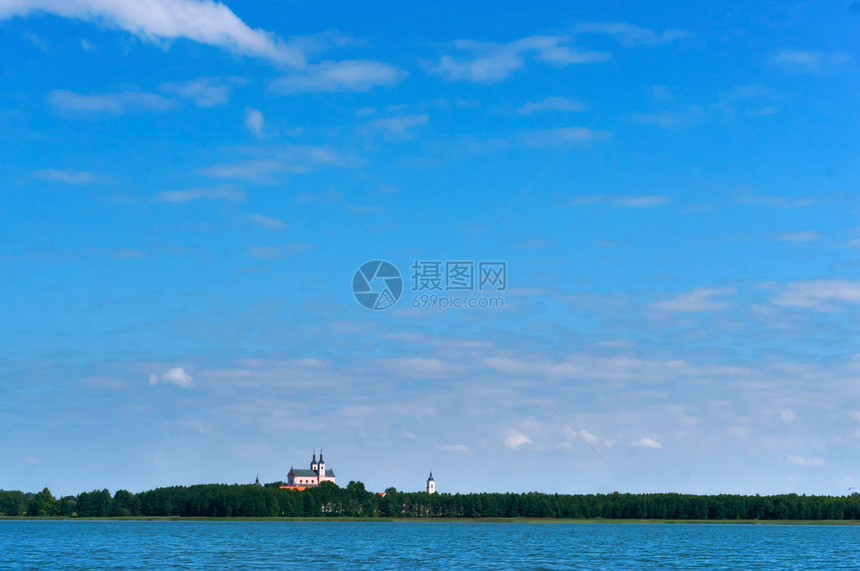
[3,516,860,525]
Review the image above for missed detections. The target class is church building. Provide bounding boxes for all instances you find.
[426,472,435,494]
[282,451,336,489]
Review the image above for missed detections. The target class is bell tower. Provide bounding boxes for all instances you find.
[318,450,326,477]
[426,472,435,494]
[311,450,318,471]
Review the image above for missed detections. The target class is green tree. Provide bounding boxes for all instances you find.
[27,488,59,517]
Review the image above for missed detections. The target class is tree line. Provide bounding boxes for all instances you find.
[3,484,860,520]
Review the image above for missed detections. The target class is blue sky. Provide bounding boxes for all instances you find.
[1,0,859,497]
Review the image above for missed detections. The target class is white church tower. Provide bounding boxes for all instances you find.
[426,472,435,494]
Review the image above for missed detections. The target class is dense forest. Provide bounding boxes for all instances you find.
[3,483,860,520]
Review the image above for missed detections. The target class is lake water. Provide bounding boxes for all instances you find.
[2,521,859,569]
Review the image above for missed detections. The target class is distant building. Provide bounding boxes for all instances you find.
[426,472,435,494]
[281,451,336,489]
[254,476,262,487]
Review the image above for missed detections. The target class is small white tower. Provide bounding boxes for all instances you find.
[311,450,318,471]
[318,451,326,477]
[426,472,436,494]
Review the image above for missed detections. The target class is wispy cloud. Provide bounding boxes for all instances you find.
[779,409,796,422]
[633,437,662,449]
[502,429,532,450]
[1,0,302,64]
[364,113,429,137]
[772,50,850,73]
[33,169,94,184]
[97,248,150,259]
[439,443,472,453]
[517,96,586,115]
[245,107,264,139]
[521,127,610,147]
[48,89,177,116]
[786,454,826,466]
[515,237,557,249]
[245,243,314,259]
[149,367,194,388]
[574,22,694,46]
[569,194,669,208]
[630,107,704,129]
[736,192,813,209]
[271,60,406,93]
[247,213,287,230]
[160,76,246,107]
[579,430,601,446]
[651,287,735,312]
[431,35,610,83]
[765,280,860,310]
[24,31,48,52]
[777,231,819,243]
[199,159,294,181]
[157,184,245,203]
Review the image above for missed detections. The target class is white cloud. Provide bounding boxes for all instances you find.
[579,429,600,446]
[786,454,826,467]
[24,31,48,52]
[23,456,40,463]
[518,96,586,115]
[651,287,735,312]
[777,231,819,242]
[157,184,245,202]
[245,243,314,260]
[382,357,450,379]
[439,444,471,453]
[521,127,610,147]
[772,50,850,73]
[160,76,244,107]
[630,107,704,129]
[245,107,264,139]
[364,113,429,137]
[736,193,813,209]
[516,237,557,249]
[80,39,96,52]
[271,60,406,93]
[1,0,301,64]
[569,194,669,208]
[294,145,361,168]
[48,89,177,115]
[502,429,532,450]
[33,169,93,184]
[199,158,292,181]
[149,367,194,388]
[431,35,610,83]
[574,22,694,46]
[767,280,860,310]
[779,409,796,422]
[633,437,662,449]
[247,213,287,230]
[401,430,417,439]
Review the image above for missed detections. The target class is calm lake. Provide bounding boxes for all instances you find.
[2,521,859,569]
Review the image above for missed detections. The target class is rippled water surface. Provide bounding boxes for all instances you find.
[2,521,859,569]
